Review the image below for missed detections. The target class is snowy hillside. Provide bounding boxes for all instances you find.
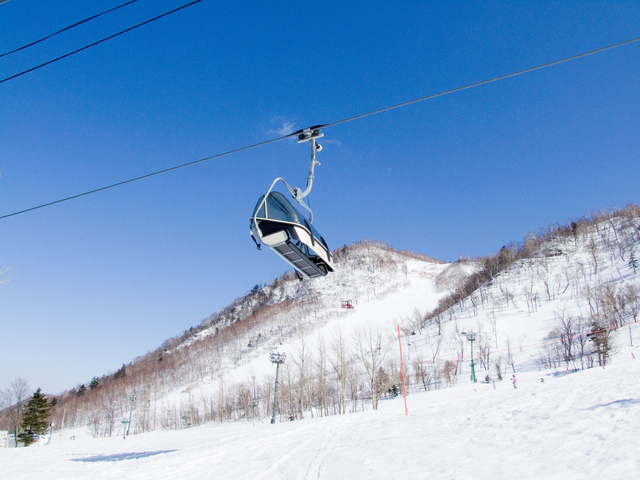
[2,341,639,479]
[41,241,454,432]
[406,207,640,388]
[3,205,639,480]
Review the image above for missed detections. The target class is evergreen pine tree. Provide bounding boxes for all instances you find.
[114,364,126,380]
[375,367,390,397]
[388,384,399,398]
[17,388,52,446]
[571,221,579,246]
[629,252,638,274]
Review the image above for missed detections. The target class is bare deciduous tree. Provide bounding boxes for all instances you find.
[1,377,30,447]
[329,326,350,415]
[314,333,329,417]
[290,331,311,419]
[412,356,434,391]
[353,324,391,410]
[588,321,615,366]
[442,360,457,386]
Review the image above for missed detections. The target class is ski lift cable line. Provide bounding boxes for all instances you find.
[0,135,286,220]
[1,35,638,221]
[0,0,141,59]
[322,35,640,129]
[0,0,204,85]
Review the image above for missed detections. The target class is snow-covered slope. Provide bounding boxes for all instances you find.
[2,340,639,480]
[45,241,454,432]
[406,211,640,387]
[151,246,453,424]
[11,207,638,480]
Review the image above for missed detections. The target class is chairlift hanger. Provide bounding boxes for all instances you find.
[250,127,334,280]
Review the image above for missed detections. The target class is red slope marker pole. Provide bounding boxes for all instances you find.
[398,325,408,416]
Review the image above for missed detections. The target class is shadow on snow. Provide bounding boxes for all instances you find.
[584,398,640,410]
[69,450,179,462]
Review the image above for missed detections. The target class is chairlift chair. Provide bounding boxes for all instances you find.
[250,127,334,280]
[341,300,354,309]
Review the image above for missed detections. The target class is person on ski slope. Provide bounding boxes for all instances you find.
[511,374,517,389]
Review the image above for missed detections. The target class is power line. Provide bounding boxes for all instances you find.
[0,0,140,59]
[1,35,638,220]
[0,135,286,220]
[0,0,203,85]
[324,36,640,129]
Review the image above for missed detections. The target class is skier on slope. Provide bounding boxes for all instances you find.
[511,374,517,389]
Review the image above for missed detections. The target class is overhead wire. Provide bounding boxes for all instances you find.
[0,135,287,219]
[1,35,638,220]
[0,0,140,59]
[322,36,640,129]
[0,0,204,85]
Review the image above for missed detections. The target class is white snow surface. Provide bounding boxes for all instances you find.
[2,345,639,479]
[228,258,448,381]
[4,221,639,478]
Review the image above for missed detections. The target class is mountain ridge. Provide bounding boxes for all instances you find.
[4,204,638,437]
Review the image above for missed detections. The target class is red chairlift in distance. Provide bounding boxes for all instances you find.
[341,299,354,309]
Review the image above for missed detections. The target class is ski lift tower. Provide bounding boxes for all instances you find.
[123,393,136,438]
[463,332,477,383]
[269,352,286,424]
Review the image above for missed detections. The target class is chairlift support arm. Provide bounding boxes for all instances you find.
[292,127,324,210]
[253,127,323,226]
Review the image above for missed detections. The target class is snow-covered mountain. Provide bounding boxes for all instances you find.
[3,205,640,479]
[27,206,640,441]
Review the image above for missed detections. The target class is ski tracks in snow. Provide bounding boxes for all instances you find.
[302,421,347,479]
[253,419,347,480]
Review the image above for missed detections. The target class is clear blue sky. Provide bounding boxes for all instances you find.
[1,0,639,394]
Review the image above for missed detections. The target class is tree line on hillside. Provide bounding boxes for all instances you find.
[41,324,407,436]
[419,205,639,326]
[408,204,639,382]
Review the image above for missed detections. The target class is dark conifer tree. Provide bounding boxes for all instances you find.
[114,364,126,380]
[18,388,52,446]
[89,377,100,390]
